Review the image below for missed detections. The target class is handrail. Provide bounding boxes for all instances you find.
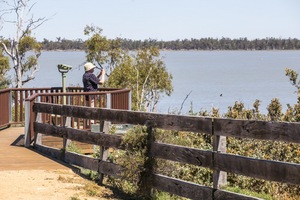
[25,89,131,101]
[0,87,131,128]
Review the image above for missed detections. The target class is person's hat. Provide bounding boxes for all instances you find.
[84,62,96,72]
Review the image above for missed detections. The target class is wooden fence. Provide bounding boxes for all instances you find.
[26,102,300,200]
[0,87,131,129]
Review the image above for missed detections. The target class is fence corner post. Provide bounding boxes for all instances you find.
[24,100,31,147]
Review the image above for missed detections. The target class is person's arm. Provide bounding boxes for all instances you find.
[97,69,105,84]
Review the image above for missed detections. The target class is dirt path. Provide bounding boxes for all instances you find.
[0,127,122,200]
[0,169,115,200]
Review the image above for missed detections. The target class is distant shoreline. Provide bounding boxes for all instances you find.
[41,49,300,52]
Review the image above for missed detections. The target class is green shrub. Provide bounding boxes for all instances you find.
[105,68,300,199]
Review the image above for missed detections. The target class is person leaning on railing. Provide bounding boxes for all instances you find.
[82,62,105,108]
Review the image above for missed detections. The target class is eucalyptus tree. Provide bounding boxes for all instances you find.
[283,68,300,122]
[107,47,173,112]
[285,68,300,103]
[84,25,123,76]
[84,25,173,112]
[0,47,10,89]
[0,0,47,88]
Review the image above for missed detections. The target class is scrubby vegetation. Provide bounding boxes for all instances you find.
[99,68,300,200]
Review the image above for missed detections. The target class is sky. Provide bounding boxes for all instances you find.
[1,0,300,41]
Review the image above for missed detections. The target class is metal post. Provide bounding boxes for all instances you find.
[57,64,72,105]
[57,64,72,150]
[62,72,66,104]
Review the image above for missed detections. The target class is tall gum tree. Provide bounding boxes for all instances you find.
[283,68,300,122]
[84,25,173,112]
[107,47,173,112]
[0,47,10,88]
[84,25,123,76]
[0,0,47,88]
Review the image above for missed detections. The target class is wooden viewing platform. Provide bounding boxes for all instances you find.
[0,127,69,171]
[0,87,131,171]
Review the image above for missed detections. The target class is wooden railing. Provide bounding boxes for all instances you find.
[23,89,130,144]
[27,102,300,200]
[0,87,131,129]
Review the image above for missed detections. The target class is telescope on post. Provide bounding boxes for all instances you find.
[57,64,72,105]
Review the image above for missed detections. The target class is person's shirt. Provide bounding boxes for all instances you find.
[82,72,100,92]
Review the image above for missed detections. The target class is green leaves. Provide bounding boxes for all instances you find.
[84,25,109,68]
[285,68,300,104]
[19,36,41,55]
[285,68,299,86]
[84,25,173,112]
[0,1,46,88]
[107,47,173,112]
[0,49,10,88]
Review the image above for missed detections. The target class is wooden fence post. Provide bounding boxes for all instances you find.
[25,100,42,147]
[212,119,227,189]
[106,93,111,109]
[62,116,71,150]
[24,100,31,147]
[97,93,113,184]
[128,91,132,110]
[138,121,156,198]
[34,112,43,145]
[98,121,111,184]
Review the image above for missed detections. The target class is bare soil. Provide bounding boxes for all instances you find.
[0,169,119,200]
[0,128,131,200]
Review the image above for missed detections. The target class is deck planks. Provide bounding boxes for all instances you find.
[0,127,69,171]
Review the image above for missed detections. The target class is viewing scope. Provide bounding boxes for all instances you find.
[57,64,72,73]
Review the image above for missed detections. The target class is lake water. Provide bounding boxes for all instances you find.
[11,50,300,115]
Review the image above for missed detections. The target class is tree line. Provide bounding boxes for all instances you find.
[41,37,300,51]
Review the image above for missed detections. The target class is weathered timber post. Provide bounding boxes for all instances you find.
[24,99,42,147]
[128,91,132,110]
[33,111,43,146]
[24,100,31,147]
[212,118,227,189]
[62,114,71,150]
[138,121,156,199]
[97,93,112,184]
[97,121,111,184]
[106,93,111,109]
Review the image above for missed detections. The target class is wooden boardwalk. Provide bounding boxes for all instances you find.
[0,127,70,171]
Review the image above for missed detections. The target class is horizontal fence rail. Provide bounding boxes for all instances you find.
[27,102,300,200]
[214,118,300,143]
